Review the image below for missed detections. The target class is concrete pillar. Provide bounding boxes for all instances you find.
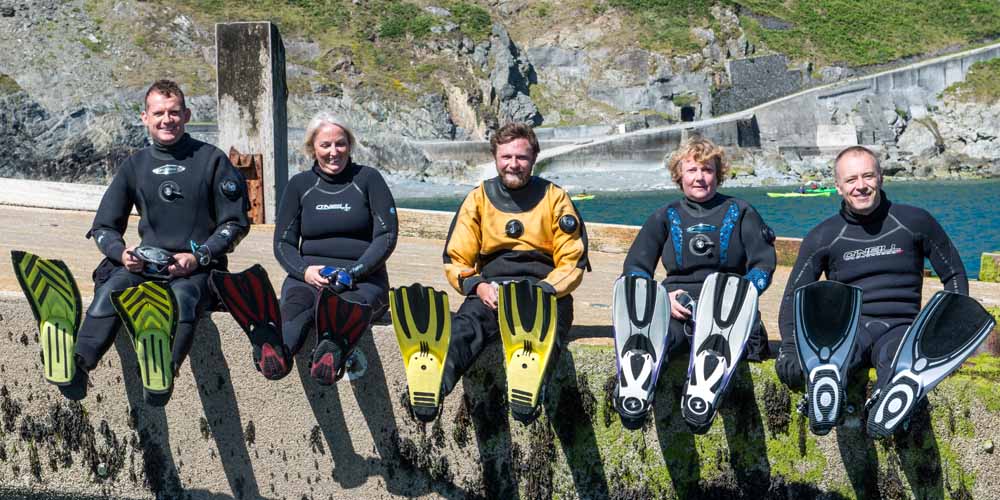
[215,22,288,224]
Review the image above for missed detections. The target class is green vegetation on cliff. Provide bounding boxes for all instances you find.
[0,74,21,95]
[734,0,1000,66]
[943,59,1000,103]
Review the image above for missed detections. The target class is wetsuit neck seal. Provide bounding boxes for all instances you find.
[681,193,728,216]
[312,161,359,184]
[150,134,195,161]
[484,176,549,213]
[840,190,890,225]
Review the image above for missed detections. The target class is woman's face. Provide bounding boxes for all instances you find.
[679,156,717,202]
[313,124,351,175]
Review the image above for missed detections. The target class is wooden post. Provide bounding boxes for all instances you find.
[215,22,288,224]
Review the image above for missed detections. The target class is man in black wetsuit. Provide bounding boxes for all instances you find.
[775,146,967,395]
[77,80,250,404]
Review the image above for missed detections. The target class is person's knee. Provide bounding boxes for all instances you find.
[171,282,203,323]
[87,284,121,318]
[281,286,315,318]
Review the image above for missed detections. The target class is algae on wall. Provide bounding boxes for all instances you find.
[2,306,998,499]
[395,344,1000,500]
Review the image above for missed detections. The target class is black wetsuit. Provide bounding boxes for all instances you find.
[273,162,398,364]
[79,134,250,403]
[623,193,777,361]
[775,193,968,389]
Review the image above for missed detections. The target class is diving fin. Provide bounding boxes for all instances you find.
[390,284,451,422]
[209,265,287,379]
[681,272,758,434]
[611,275,670,427]
[867,291,995,438]
[497,280,558,423]
[794,280,863,435]
[11,250,83,386]
[111,281,178,395]
[312,287,373,385]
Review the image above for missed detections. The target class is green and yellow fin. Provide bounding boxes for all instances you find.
[497,281,558,419]
[111,282,177,394]
[389,284,451,421]
[10,250,82,386]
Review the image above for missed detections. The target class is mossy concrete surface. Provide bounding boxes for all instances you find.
[981,253,1000,283]
[1,295,998,499]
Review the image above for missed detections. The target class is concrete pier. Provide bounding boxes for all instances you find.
[0,184,998,499]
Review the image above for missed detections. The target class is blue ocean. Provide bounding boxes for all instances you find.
[398,179,1000,278]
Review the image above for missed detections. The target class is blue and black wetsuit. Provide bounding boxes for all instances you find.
[273,162,398,361]
[81,133,250,403]
[775,192,968,389]
[623,193,777,361]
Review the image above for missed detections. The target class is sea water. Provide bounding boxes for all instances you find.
[398,179,1000,278]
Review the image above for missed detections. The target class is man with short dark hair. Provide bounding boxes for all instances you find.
[431,122,589,422]
[775,145,967,432]
[72,79,250,405]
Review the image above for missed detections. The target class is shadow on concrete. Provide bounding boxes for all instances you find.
[114,332,185,500]
[894,400,945,500]
[188,320,265,500]
[294,340,367,489]
[719,362,771,495]
[836,369,880,499]
[297,329,470,499]
[462,340,520,500]
[545,348,611,498]
[655,355,700,498]
[563,325,612,341]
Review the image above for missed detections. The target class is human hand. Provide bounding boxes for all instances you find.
[668,289,694,320]
[304,265,330,288]
[122,246,143,273]
[168,253,198,277]
[476,282,498,310]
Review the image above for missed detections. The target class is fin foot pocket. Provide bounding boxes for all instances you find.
[11,250,83,386]
[111,282,177,395]
[310,339,342,386]
[390,284,451,421]
[806,365,844,436]
[498,281,558,421]
[682,350,728,434]
[257,342,290,380]
[314,289,373,384]
[866,371,921,439]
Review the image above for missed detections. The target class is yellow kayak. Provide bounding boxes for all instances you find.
[570,194,595,201]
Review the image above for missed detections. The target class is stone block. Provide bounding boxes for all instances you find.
[216,22,288,224]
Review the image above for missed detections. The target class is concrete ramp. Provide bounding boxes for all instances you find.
[1,294,998,499]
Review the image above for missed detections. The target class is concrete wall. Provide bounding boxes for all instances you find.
[538,43,1000,169]
[1,295,998,499]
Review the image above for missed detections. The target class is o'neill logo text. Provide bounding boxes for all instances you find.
[153,164,186,175]
[316,203,351,212]
[843,244,903,261]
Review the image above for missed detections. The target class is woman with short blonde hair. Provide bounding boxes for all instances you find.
[612,136,776,430]
[665,137,730,188]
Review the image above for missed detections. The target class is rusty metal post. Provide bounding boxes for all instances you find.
[216,22,288,224]
[228,147,265,224]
